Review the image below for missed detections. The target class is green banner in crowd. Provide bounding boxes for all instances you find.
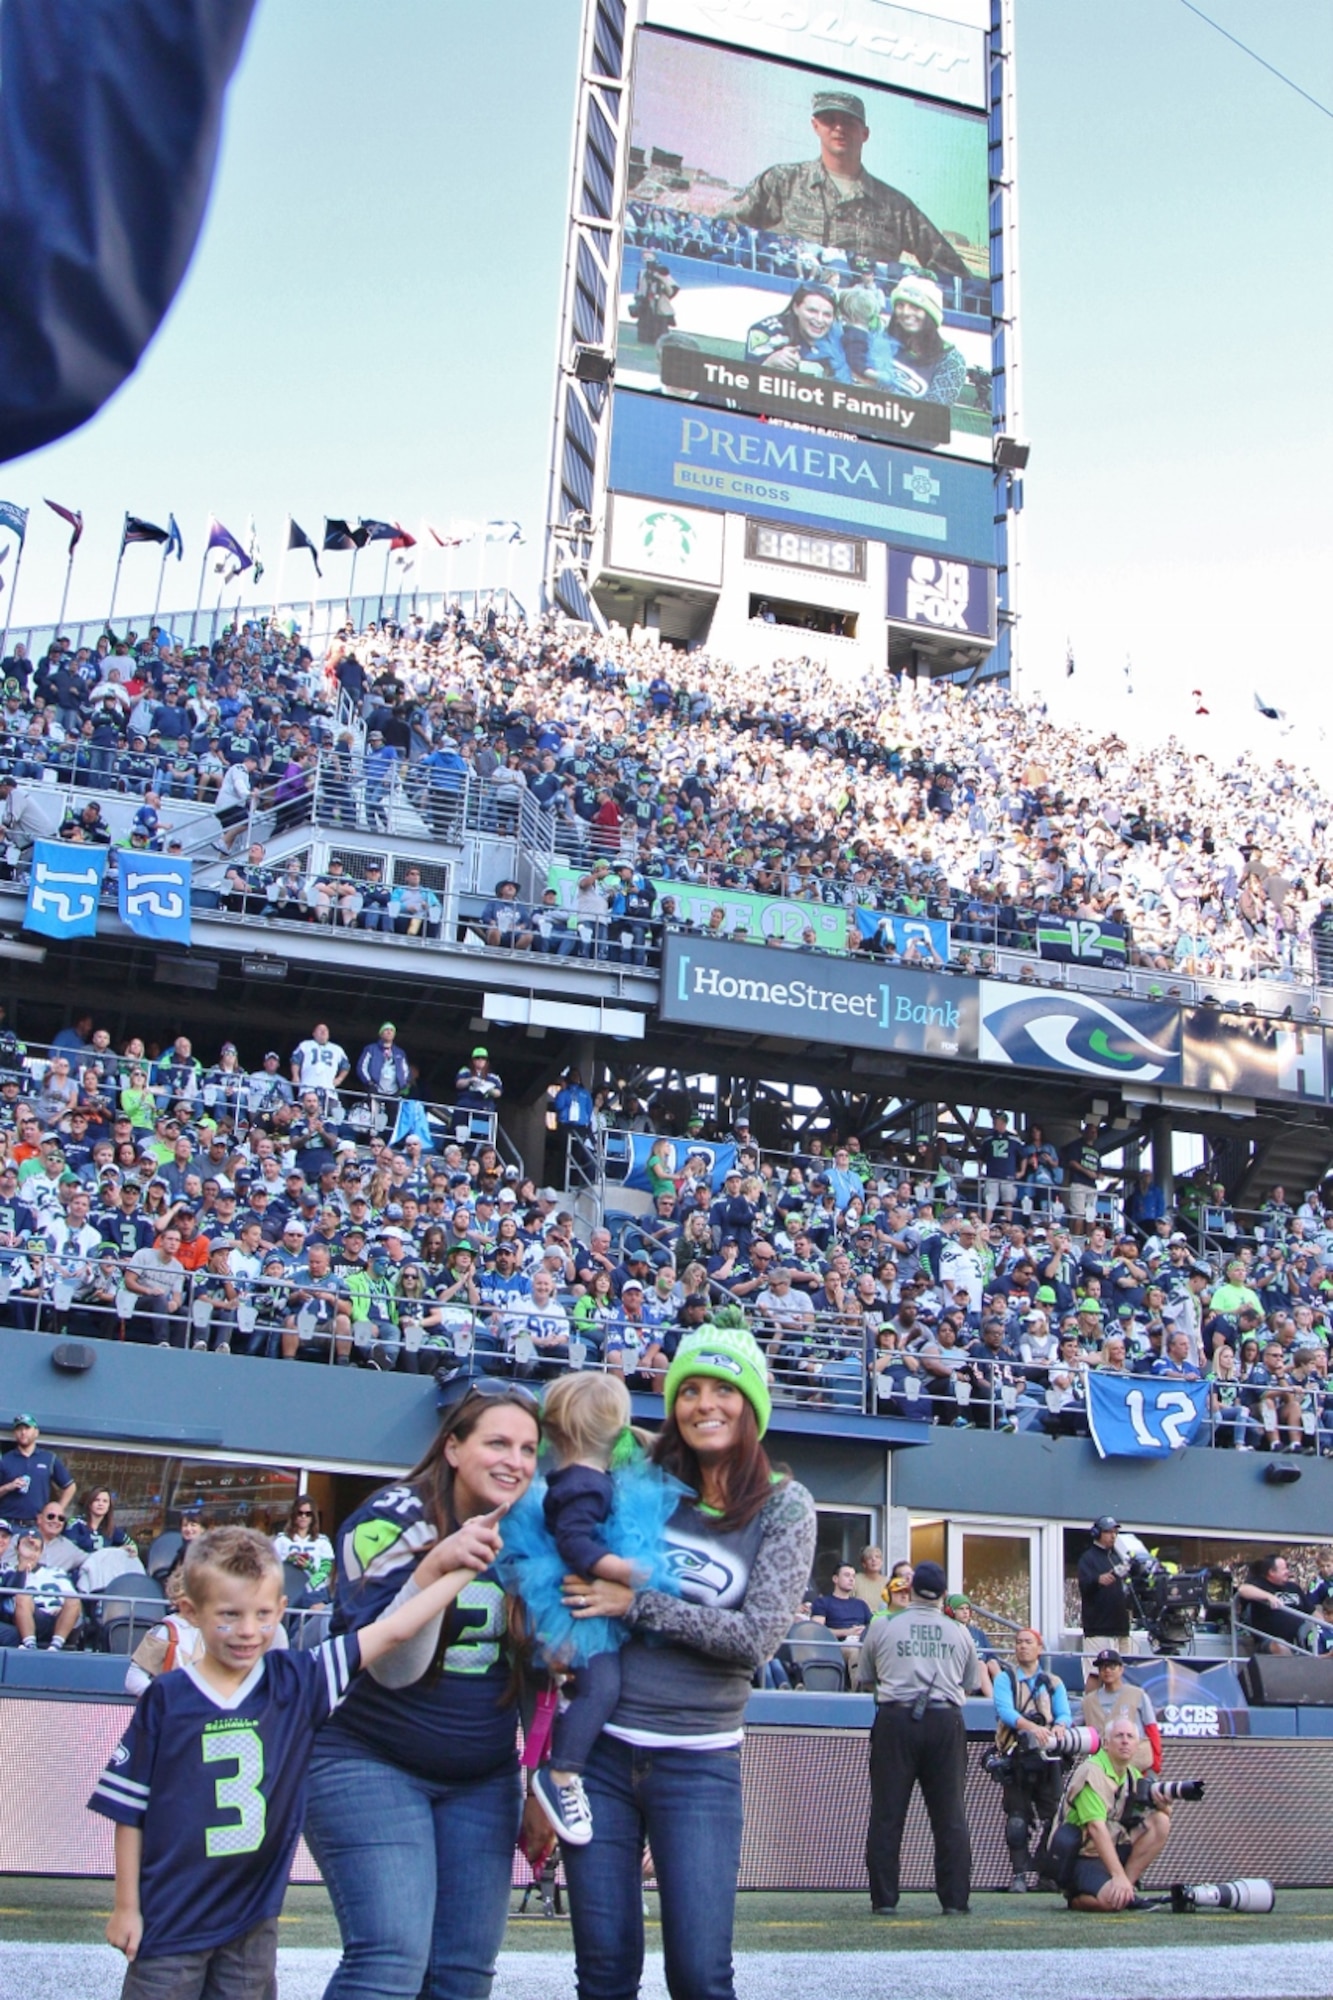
[545,864,851,951]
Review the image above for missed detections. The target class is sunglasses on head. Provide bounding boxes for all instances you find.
[435,1369,541,1422]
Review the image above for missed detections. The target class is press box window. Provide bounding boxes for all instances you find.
[749,596,857,638]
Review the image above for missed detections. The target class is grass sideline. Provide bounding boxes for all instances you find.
[2,1879,1330,1954]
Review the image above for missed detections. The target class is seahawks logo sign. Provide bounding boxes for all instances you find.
[979,985,1181,1084]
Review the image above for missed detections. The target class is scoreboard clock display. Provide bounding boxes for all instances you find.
[745,519,867,580]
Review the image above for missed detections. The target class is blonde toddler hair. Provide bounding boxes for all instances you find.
[542,1372,632,1469]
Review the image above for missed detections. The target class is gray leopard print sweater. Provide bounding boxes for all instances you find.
[611,1477,817,1740]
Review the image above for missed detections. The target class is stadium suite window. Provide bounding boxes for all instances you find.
[813,1507,877,1579]
[1059,1528,1333,1630]
[52,1446,299,1546]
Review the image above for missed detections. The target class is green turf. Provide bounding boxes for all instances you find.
[3,1878,1330,1954]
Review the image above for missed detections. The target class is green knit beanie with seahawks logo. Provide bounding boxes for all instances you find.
[663,1309,771,1438]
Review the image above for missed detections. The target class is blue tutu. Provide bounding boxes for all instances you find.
[496,1452,686,1667]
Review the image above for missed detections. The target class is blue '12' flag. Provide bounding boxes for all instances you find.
[24,841,106,939]
[117,852,192,944]
[1086,1372,1211,1460]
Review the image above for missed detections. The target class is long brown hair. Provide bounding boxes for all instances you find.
[653,1397,786,1533]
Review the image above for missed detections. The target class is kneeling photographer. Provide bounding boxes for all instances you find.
[1049,1716,1201,1911]
[988,1627,1074,1892]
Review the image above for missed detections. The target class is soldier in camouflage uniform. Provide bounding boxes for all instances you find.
[720,90,969,278]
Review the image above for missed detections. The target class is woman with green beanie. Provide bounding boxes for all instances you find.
[550,1309,816,2000]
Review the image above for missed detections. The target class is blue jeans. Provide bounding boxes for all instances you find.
[561,1734,744,2000]
[305,1749,521,2000]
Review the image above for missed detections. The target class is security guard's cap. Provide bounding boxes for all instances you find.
[912,1560,948,1600]
[812,89,866,124]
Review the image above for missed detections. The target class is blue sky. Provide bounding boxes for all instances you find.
[2,0,1330,748]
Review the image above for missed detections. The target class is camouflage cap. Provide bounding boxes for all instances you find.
[812,89,866,123]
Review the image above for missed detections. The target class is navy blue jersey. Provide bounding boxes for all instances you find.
[320,1481,518,1783]
[89,1633,360,1961]
[0,1444,71,1522]
[543,1463,615,1577]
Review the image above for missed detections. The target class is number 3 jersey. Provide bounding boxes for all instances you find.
[89,1634,361,1960]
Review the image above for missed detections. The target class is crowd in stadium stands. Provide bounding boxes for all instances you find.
[622,200,991,316]
[3,608,1333,989]
[0,1003,1330,1460]
[0,1444,333,1655]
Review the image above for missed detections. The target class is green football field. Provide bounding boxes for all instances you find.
[3,1876,1330,1953]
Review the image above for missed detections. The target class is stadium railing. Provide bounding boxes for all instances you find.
[2,1254,1317,1447]
[3,1040,498,1148]
[5,747,1328,1010]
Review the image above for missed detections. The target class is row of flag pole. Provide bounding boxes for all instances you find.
[0,504,525,649]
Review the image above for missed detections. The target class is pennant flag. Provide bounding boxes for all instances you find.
[391,1100,437,1151]
[122,514,169,550]
[246,516,264,588]
[483,519,523,543]
[45,499,83,554]
[389,524,417,551]
[165,514,184,561]
[359,518,397,543]
[0,547,8,594]
[1254,692,1284,722]
[24,842,106,940]
[323,517,368,553]
[1086,1372,1210,1459]
[426,521,459,548]
[206,516,250,570]
[287,517,322,577]
[117,852,192,944]
[1065,641,1075,679]
[0,502,30,544]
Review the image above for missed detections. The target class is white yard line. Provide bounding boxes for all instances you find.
[4,1942,1333,2000]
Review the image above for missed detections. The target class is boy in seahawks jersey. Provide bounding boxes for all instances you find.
[90,1522,479,1999]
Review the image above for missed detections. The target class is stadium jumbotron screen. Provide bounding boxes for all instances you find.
[618,30,992,459]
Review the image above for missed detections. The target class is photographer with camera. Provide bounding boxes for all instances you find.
[1077,1515,1132,1654]
[989,1627,1073,1892]
[1052,1715,1199,1911]
[1082,1649,1160,1774]
[857,1559,986,1915]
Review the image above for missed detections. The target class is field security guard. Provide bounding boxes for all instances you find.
[857,1559,985,1914]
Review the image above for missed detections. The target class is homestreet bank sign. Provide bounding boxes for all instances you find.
[661,935,979,1058]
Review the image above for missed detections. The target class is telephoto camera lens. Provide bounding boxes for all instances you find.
[1172,1879,1275,1915]
[1046,1725,1098,1759]
[1155,1778,1206,1802]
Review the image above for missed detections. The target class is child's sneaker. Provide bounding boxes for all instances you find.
[531,1766,594,1846]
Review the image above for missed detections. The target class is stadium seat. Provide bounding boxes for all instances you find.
[99,1574,167,1655]
[146,1531,183,1581]
[777,1619,849,1692]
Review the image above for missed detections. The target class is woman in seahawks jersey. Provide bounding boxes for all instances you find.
[553,1314,816,2000]
[304,1377,542,2000]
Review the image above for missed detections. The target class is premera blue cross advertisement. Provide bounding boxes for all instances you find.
[609,390,994,561]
